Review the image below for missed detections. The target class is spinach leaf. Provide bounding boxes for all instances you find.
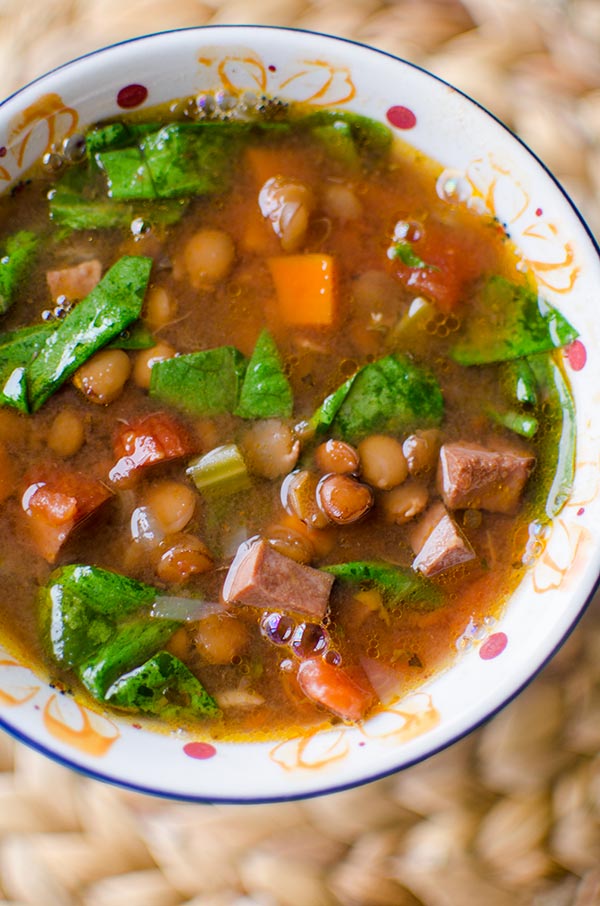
[451,276,578,365]
[310,372,361,434]
[141,124,235,198]
[0,323,56,412]
[96,146,155,200]
[150,345,247,416]
[388,239,431,269]
[28,255,152,411]
[79,617,179,701]
[0,231,40,315]
[311,121,359,168]
[322,561,443,610]
[235,329,293,419]
[333,353,444,441]
[105,650,220,718]
[485,405,539,439]
[85,121,156,154]
[300,111,392,160]
[502,358,538,406]
[39,564,157,668]
[108,321,155,350]
[528,352,576,516]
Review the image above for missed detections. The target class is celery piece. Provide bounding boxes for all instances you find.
[235,329,293,419]
[28,255,152,411]
[187,443,251,498]
[105,650,220,718]
[0,231,40,315]
[486,405,539,439]
[150,345,247,416]
[503,358,539,406]
[322,561,443,610]
[79,617,179,701]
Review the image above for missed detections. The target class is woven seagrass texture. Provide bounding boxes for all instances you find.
[0,1,599,904]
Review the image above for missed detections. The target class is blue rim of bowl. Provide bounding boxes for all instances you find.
[0,24,599,804]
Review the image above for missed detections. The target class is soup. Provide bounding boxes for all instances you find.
[0,95,576,740]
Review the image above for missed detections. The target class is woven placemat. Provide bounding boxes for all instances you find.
[0,2,599,904]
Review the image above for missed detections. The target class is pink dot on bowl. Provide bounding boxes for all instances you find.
[0,146,6,158]
[577,507,585,516]
[566,339,587,371]
[535,207,543,216]
[117,84,148,109]
[386,106,417,129]
[183,741,217,760]
[479,632,508,660]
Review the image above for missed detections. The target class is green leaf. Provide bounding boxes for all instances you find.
[388,239,430,269]
[528,353,576,516]
[300,111,392,161]
[150,345,247,416]
[235,329,293,418]
[311,121,359,168]
[322,561,443,610]
[333,353,444,441]
[108,320,155,350]
[28,255,152,411]
[502,358,538,406]
[451,276,579,365]
[105,650,220,718]
[485,405,539,439]
[0,323,56,412]
[79,617,179,701]
[310,373,360,435]
[39,564,157,668]
[96,146,155,200]
[141,124,235,199]
[0,231,40,315]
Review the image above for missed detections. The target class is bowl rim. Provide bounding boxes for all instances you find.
[0,23,599,804]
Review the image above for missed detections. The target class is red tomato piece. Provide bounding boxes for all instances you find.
[109,412,195,486]
[22,467,112,562]
[297,657,375,722]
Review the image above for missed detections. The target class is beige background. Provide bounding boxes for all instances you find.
[0,2,599,904]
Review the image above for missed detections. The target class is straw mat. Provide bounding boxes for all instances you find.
[0,2,599,904]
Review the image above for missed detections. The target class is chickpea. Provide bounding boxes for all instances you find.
[317,474,373,525]
[358,435,408,490]
[145,285,177,330]
[323,184,362,222]
[258,177,314,251]
[184,228,235,287]
[72,348,131,404]
[46,410,85,458]
[156,534,213,584]
[241,420,300,480]
[265,524,315,564]
[402,429,441,477]
[193,614,249,665]
[314,439,359,475]
[380,480,429,525]
[133,341,176,390]
[282,469,330,529]
[145,480,196,534]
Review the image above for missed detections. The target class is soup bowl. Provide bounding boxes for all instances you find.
[0,25,599,802]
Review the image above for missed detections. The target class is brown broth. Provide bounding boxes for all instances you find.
[0,99,564,740]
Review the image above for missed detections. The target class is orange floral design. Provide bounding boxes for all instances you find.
[0,659,40,706]
[360,693,440,745]
[8,93,78,168]
[270,727,350,771]
[531,518,591,593]
[278,60,356,107]
[43,694,120,757]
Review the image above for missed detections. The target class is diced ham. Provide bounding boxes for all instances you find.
[437,441,535,514]
[109,413,196,487]
[223,537,334,621]
[411,502,476,578]
[21,466,112,562]
[46,260,102,301]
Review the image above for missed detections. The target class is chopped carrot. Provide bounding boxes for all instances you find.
[240,207,279,256]
[297,657,375,722]
[245,146,313,188]
[109,412,196,487]
[21,466,112,562]
[267,254,337,326]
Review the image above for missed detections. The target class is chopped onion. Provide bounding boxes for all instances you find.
[130,505,165,548]
[360,656,401,705]
[151,596,226,622]
[215,687,265,709]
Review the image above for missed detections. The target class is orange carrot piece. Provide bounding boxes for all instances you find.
[297,657,375,722]
[267,254,337,326]
[245,146,312,188]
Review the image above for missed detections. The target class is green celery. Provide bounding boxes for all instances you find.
[486,406,539,439]
[187,443,251,498]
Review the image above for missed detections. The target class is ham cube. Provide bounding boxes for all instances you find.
[411,502,476,577]
[47,260,102,301]
[437,442,535,514]
[223,537,334,620]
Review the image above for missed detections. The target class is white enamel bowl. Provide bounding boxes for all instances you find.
[0,26,599,802]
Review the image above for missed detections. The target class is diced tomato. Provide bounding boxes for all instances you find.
[109,412,195,486]
[297,657,375,722]
[392,219,494,313]
[21,466,112,562]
